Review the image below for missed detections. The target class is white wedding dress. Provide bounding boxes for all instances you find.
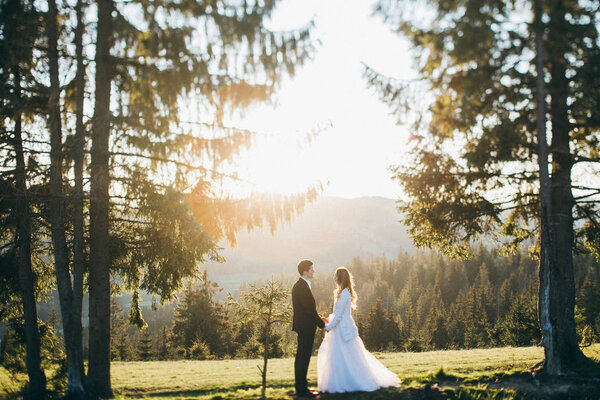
[317,288,400,393]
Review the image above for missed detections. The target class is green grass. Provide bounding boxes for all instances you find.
[3,345,600,399]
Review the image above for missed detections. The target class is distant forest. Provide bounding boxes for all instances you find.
[89,247,600,361]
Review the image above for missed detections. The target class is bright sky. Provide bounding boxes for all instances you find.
[225,0,416,199]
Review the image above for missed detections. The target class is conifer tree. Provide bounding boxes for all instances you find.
[447,295,467,348]
[577,269,600,337]
[500,295,540,346]
[363,299,388,351]
[137,329,154,361]
[110,298,131,361]
[426,289,449,350]
[370,0,600,373]
[157,327,169,361]
[83,0,318,392]
[228,278,290,398]
[0,1,48,397]
[45,0,87,395]
[171,273,229,358]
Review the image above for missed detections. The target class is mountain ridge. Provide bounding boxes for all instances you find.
[204,196,414,278]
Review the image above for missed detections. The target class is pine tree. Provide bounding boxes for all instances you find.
[0,1,48,397]
[577,269,600,337]
[137,329,154,361]
[500,295,540,347]
[189,338,211,360]
[426,290,449,350]
[447,295,467,349]
[170,273,229,358]
[84,0,319,389]
[370,0,600,373]
[157,327,169,361]
[228,278,290,398]
[578,269,600,325]
[363,299,387,351]
[111,297,132,361]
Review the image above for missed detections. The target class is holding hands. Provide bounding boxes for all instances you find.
[320,316,329,334]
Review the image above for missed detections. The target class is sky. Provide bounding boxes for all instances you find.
[224,0,417,199]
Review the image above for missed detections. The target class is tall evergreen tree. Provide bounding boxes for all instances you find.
[426,289,449,349]
[137,329,154,361]
[45,0,86,395]
[110,298,132,361]
[0,1,48,397]
[361,298,401,351]
[83,0,317,393]
[87,0,114,394]
[577,269,600,336]
[157,327,169,361]
[171,273,229,357]
[500,295,540,346]
[369,0,600,373]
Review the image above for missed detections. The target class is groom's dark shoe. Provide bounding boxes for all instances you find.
[296,389,317,398]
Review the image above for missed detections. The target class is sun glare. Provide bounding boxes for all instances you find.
[177,0,413,200]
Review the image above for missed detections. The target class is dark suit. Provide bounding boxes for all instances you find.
[292,278,325,394]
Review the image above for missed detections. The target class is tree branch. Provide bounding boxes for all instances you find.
[110,151,240,181]
[573,154,600,164]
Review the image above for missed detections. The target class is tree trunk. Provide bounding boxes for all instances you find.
[87,0,114,397]
[262,321,270,399]
[536,0,588,374]
[71,0,87,393]
[46,0,87,397]
[14,67,47,400]
[534,0,557,375]
[261,304,272,399]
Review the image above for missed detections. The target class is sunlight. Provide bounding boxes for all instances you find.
[211,0,413,199]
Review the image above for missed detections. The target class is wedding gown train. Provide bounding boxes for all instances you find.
[317,289,400,393]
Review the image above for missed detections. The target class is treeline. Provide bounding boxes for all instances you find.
[316,247,600,352]
[108,272,296,362]
[66,246,600,362]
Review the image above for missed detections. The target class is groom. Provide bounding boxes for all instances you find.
[292,259,326,398]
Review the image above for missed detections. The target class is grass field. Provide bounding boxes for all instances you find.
[2,345,600,399]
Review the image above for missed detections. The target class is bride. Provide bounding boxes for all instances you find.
[317,266,401,393]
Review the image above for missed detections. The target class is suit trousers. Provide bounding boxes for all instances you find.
[294,329,316,393]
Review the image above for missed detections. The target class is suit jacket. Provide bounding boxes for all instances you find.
[292,278,325,334]
[324,288,359,341]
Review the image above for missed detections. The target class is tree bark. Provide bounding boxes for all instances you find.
[536,0,587,374]
[534,0,557,375]
[46,0,87,397]
[14,67,48,400]
[71,0,87,394]
[87,0,114,397]
[261,321,270,399]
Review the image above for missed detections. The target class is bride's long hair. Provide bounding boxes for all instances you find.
[333,266,357,310]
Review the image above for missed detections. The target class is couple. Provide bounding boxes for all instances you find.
[291,259,400,397]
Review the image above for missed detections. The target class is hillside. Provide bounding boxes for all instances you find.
[204,196,413,281]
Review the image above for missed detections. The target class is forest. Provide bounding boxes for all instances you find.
[7,246,595,368]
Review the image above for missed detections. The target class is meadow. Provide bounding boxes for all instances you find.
[3,344,599,399]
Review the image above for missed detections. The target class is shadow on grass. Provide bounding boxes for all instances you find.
[394,364,600,400]
[116,380,296,399]
[114,364,600,400]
